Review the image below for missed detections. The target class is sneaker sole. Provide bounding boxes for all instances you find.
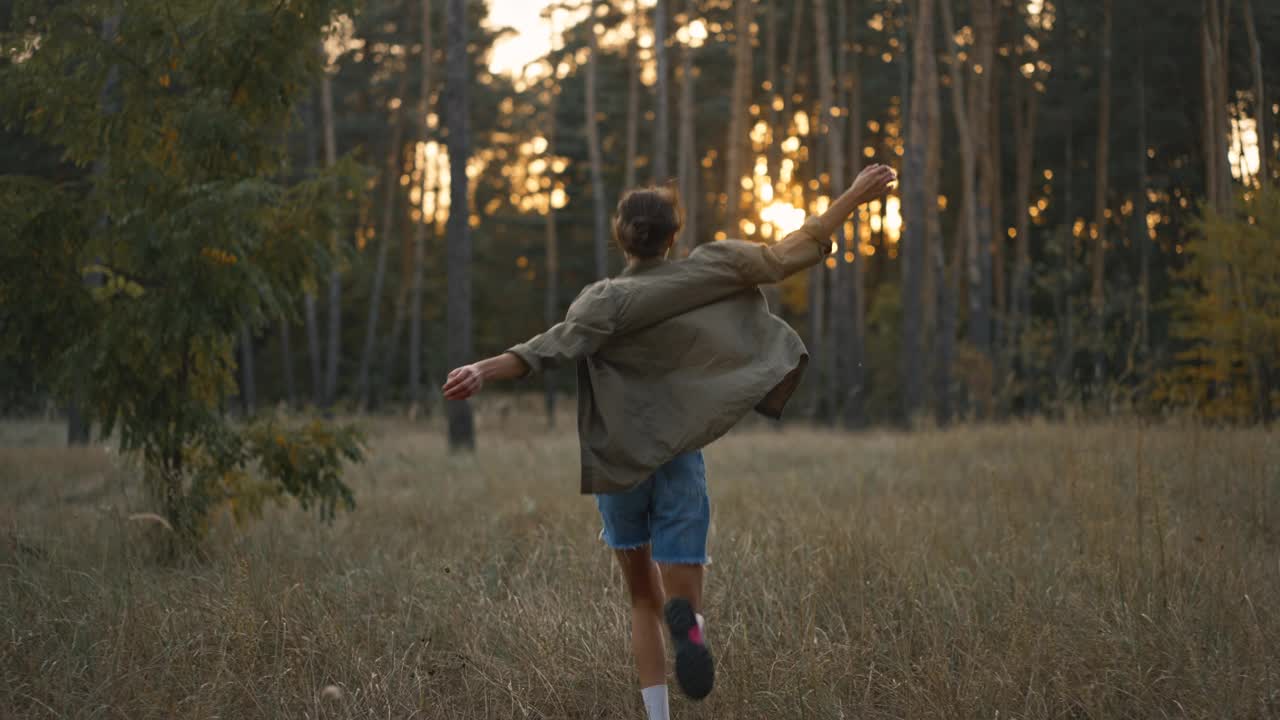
[664,598,715,700]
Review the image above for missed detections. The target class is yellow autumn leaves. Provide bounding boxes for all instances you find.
[81,264,144,300]
[201,247,239,265]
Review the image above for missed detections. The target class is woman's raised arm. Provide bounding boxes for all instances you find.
[737,163,898,284]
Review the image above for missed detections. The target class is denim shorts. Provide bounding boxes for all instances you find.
[595,450,710,565]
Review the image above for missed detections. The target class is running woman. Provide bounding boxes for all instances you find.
[442,163,897,719]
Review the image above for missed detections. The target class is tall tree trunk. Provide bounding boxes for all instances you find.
[722,0,752,235]
[935,227,959,426]
[1242,0,1266,185]
[678,0,698,255]
[445,0,475,449]
[1135,24,1151,358]
[1011,77,1038,393]
[239,324,257,416]
[305,90,324,407]
[653,0,671,182]
[940,0,982,360]
[784,0,805,111]
[586,0,609,279]
[305,295,323,404]
[356,59,411,412]
[765,0,781,191]
[989,61,1006,393]
[544,79,560,427]
[1203,0,1234,210]
[924,29,945,419]
[846,7,867,425]
[280,317,298,409]
[1091,0,1112,392]
[320,65,342,408]
[902,0,934,426]
[814,0,849,425]
[625,1,641,190]
[832,0,861,426]
[1052,1,1076,402]
[408,0,435,418]
[969,0,994,367]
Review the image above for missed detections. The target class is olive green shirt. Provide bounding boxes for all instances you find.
[508,217,831,494]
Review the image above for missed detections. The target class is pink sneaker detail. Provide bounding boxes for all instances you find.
[688,624,704,646]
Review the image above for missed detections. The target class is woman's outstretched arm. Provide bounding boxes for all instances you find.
[729,163,898,284]
[441,352,527,401]
[442,284,617,401]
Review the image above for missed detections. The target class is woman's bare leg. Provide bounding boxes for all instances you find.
[614,546,667,688]
[658,561,714,699]
[658,563,704,612]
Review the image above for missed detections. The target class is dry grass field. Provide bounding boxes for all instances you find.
[1,414,1278,719]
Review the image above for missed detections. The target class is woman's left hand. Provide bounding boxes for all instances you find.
[442,364,485,401]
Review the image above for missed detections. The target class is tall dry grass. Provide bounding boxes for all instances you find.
[1,415,1277,719]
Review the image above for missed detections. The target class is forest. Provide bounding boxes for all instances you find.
[3,0,1279,440]
[3,3,1280,717]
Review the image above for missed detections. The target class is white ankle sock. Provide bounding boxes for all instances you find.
[641,684,669,720]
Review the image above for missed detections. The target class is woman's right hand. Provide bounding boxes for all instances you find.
[850,164,898,205]
[442,364,485,401]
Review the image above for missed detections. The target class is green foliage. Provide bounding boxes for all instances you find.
[0,0,367,548]
[1155,188,1280,423]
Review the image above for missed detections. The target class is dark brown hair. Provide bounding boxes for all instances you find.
[614,187,682,258]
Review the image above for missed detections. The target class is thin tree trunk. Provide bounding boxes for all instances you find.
[765,0,781,192]
[846,8,867,425]
[990,61,1006,389]
[940,0,982,362]
[807,231,828,420]
[1054,1,1075,397]
[408,0,435,417]
[1091,0,1112,391]
[832,0,859,425]
[814,0,849,426]
[445,0,475,449]
[305,295,323,404]
[586,0,609,279]
[969,0,994,365]
[935,235,958,425]
[784,0,805,113]
[1136,24,1151,358]
[723,0,752,235]
[239,324,257,416]
[1242,0,1266,185]
[902,0,934,426]
[625,1,641,190]
[1011,78,1038,391]
[356,59,411,412]
[320,65,342,408]
[924,30,945,419]
[280,317,298,409]
[304,93,324,407]
[1203,0,1234,210]
[654,0,671,182]
[544,79,560,427]
[678,0,698,255]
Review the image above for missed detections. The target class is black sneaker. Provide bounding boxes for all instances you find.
[664,597,715,700]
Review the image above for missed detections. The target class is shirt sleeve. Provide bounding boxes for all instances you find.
[506,282,617,375]
[703,216,830,286]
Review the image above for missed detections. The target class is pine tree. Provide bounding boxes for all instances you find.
[444,0,475,449]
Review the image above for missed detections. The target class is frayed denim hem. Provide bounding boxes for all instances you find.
[652,554,710,566]
[599,529,651,552]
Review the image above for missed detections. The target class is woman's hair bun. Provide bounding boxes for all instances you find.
[614,188,683,258]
